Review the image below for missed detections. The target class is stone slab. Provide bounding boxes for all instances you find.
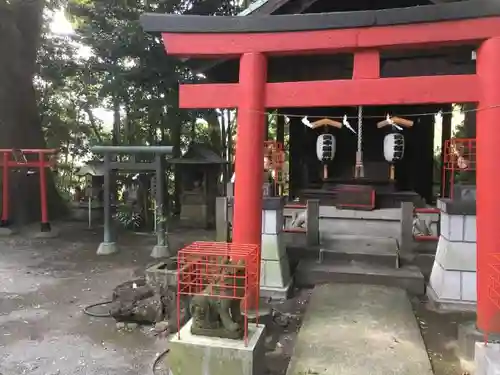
[286,284,433,375]
[150,244,170,258]
[440,212,476,243]
[260,257,291,289]
[145,262,178,288]
[295,260,425,295]
[426,286,476,313]
[435,236,476,272]
[262,197,285,210]
[262,209,284,235]
[260,278,293,301]
[475,342,500,375]
[0,227,16,236]
[318,234,398,268]
[319,217,401,240]
[428,261,477,302]
[459,321,500,361]
[169,318,266,375]
[438,198,476,216]
[261,233,286,261]
[33,227,60,239]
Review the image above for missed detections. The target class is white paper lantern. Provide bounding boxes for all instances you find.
[383,133,404,163]
[316,134,336,162]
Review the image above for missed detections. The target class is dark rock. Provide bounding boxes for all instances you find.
[109,279,190,332]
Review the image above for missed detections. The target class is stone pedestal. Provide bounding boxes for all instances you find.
[428,198,476,311]
[33,227,60,239]
[475,342,500,375]
[260,197,292,300]
[0,227,15,236]
[97,242,118,255]
[145,261,179,289]
[215,197,231,242]
[181,192,208,227]
[150,245,170,258]
[169,319,266,375]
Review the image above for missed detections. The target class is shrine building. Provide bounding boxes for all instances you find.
[141,0,500,338]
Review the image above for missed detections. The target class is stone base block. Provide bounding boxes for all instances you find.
[429,260,477,302]
[97,242,118,255]
[260,278,293,301]
[440,211,476,243]
[145,262,178,288]
[459,321,500,361]
[181,204,207,227]
[475,342,500,375]
[262,207,284,235]
[33,227,60,239]
[244,302,273,319]
[169,319,266,375]
[0,227,16,236]
[435,236,476,272]
[261,233,286,261]
[427,286,476,313]
[260,258,291,289]
[150,244,170,258]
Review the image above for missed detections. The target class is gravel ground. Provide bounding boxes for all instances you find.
[0,221,309,375]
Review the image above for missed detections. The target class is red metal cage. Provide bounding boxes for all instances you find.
[176,241,260,345]
[442,138,476,199]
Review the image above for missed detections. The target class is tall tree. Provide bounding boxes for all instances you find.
[67,0,242,210]
[0,0,67,224]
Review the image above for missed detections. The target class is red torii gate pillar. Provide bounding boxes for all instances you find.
[477,36,500,333]
[232,53,267,246]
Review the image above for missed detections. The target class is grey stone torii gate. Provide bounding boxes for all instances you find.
[90,146,173,258]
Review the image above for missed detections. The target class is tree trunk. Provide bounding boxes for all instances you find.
[0,0,67,225]
[112,96,121,145]
[171,113,182,215]
[207,110,222,153]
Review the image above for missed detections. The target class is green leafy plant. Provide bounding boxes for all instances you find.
[114,204,142,230]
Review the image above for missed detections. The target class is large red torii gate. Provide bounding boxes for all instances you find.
[141,5,500,333]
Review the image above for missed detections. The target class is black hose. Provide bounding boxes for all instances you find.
[82,301,113,318]
[83,301,171,374]
[152,349,170,374]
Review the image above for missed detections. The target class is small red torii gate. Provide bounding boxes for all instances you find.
[141,7,500,334]
[0,149,58,233]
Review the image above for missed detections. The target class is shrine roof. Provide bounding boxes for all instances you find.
[141,1,500,34]
[168,143,226,165]
[75,161,106,177]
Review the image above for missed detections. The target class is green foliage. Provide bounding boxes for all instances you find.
[114,204,143,229]
[35,0,243,200]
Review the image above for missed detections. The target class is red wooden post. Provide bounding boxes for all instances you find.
[1,151,9,226]
[477,36,500,334]
[38,151,50,232]
[232,52,267,247]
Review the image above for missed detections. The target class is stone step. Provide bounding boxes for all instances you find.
[319,217,401,238]
[319,235,399,268]
[295,260,425,295]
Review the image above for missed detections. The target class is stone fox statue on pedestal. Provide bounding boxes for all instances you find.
[189,258,247,339]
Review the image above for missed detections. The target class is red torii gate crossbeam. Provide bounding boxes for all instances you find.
[141,8,500,334]
[0,149,57,232]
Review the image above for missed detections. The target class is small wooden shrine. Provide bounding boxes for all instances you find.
[75,160,105,204]
[168,143,226,228]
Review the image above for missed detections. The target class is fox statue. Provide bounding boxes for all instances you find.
[290,210,307,229]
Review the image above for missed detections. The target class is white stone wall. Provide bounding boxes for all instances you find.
[260,207,291,295]
[428,210,477,306]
